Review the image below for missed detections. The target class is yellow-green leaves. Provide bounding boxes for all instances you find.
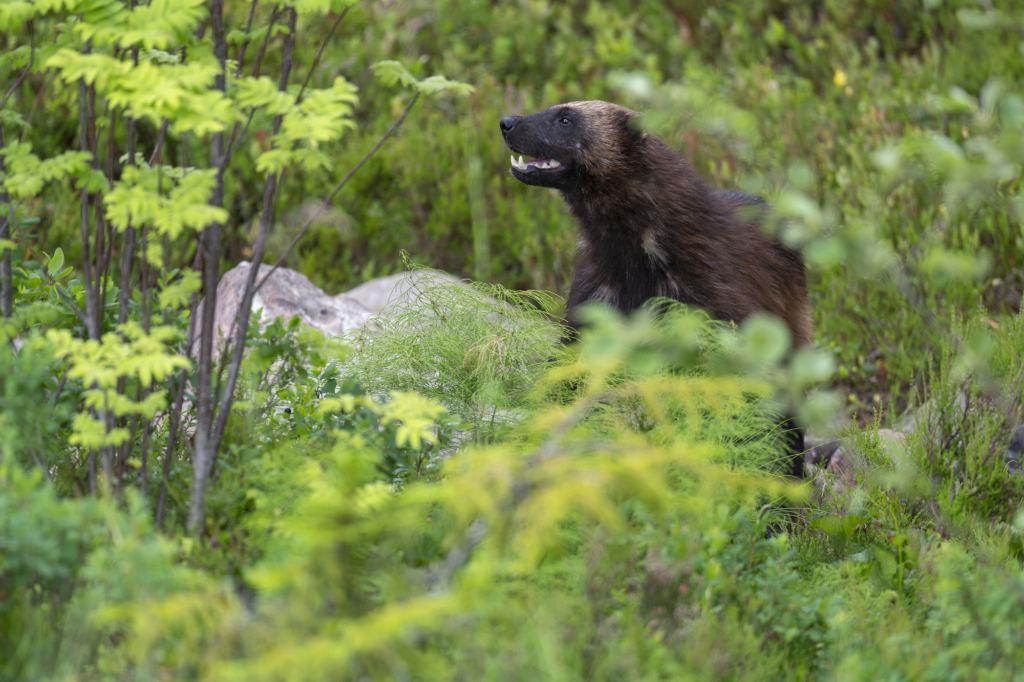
[279,0,359,15]
[0,0,36,33]
[104,165,227,238]
[378,391,447,449]
[372,60,475,96]
[156,270,201,311]
[47,324,188,389]
[47,247,65,276]
[233,75,294,115]
[0,142,92,199]
[316,390,448,451]
[254,77,360,174]
[47,52,233,135]
[47,324,189,449]
[118,0,207,50]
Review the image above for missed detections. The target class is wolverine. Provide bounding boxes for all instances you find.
[500,100,812,476]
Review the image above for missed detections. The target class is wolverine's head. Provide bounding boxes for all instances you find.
[499,101,643,191]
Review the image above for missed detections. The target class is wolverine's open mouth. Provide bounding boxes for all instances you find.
[509,154,564,173]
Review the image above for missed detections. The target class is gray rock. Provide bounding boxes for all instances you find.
[194,261,372,344]
[339,270,468,316]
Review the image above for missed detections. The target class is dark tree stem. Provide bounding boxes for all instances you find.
[157,133,195,530]
[77,38,102,495]
[78,75,98,341]
[119,48,140,328]
[187,0,229,534]
[0,23,34,318]
[209,8,297,477]
[0,124,14,319]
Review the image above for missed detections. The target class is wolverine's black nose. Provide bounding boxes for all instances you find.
[499,117,516,133]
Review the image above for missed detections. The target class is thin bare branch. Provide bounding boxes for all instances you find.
[222,109,256,172]
[234,0,260,78]
[250,5,279,79]
[148,117,170,166]
[0,21,34,112]
[220,4,278,169]
[296,6,349,104]
[256,91,421,293]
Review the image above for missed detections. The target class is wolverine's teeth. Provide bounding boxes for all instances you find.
[511,155,564,171]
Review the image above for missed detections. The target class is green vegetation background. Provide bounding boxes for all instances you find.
[3,0,1024,680]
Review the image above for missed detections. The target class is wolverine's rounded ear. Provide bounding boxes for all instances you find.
[617,107,642,127]
[616,107,646,140]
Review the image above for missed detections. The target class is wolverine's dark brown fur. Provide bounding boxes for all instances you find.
[500,101,812,348]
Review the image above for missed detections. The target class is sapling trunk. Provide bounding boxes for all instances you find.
[209,8,298,475]
[78,75,98,341]
[186,0,229,534]
[119,109,137,327]
[157,136,197,530]
[0,25,33,318]
[0,124,13,319]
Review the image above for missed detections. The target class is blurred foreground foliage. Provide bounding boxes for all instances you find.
[4,298,1024,680]
[3,0,1024,680]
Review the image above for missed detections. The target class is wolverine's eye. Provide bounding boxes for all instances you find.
[559,117,571,125]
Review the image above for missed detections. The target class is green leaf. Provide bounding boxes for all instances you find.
[157,270,201,310]
[740,314,790,366]
[811,515,869,547]
[414,74,475,96]
[371,61,474,96]
[371,60,417,88]
[48,248,64,276]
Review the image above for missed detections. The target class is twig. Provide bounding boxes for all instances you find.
[223,110,256,171]
[255,91,421,293]
[0,21,34,112]
[51,363,70,407]
[148,118,170,166]
[295,6,349,104]
[234,0,260,78]
[250,5,279,79]
[220,1,268,166]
